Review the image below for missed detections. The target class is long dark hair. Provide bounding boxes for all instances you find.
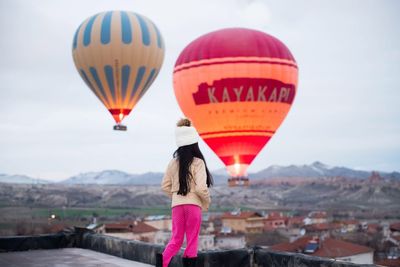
[173,143,213,196]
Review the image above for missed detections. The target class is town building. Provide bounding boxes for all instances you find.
[304,211,328,225]
[381,221,400,265]
[221,211,264,233]
[154,230,170,245]
[86,223,105,234]
[201,213,215,234]
[375,258,400,267]
[287,216,305,228]
[143,215,172,231]
[199,234,215,250]
[104,221,158,243]
[362,222,381,234]
[304,222,341,236]
[215,233,246,249]
[264,212,287,231]
[382,222,400,250]
[153,231,215,251]
[389,222,400,237]
[270,236,374,264]
[284,216,306,242]
[339,220,359,233]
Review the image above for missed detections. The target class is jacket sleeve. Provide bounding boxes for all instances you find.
[161,161,173,198]
[193,159,211,209]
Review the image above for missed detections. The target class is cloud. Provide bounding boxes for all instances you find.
[239,0,271,29]
[0,0,399,180]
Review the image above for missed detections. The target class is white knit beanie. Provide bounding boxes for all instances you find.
[175,118,199,147]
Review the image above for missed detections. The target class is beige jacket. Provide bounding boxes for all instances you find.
[161,157,211,211]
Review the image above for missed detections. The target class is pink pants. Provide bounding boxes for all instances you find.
[162,204,202,267]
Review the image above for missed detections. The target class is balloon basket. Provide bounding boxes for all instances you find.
[113,124,127,131]
[228,177,250,187]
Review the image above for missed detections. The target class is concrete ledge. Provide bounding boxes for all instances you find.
[0,248,152,267]
[254,248,376,267]
[199,248,252,267]
[0,232,76,252]
[0,231,377,267]
[79,233,163,265]
[78,233,252,267]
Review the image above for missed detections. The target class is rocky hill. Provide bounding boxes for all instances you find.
[1,162,399,185]
[1,176,399,212]
[252,161,400,180]
[0,174,49,184]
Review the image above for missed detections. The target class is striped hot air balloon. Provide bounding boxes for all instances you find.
[72,11,165,130]
[173,28,298,186]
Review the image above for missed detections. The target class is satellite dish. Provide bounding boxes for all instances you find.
[300,228,306,236]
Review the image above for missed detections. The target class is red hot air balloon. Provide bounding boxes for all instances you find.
[173,28,298,186]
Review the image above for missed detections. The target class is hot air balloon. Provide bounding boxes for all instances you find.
[72,11,165,130]
[173,28,298,186]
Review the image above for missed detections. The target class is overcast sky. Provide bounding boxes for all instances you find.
[0,0,399,181]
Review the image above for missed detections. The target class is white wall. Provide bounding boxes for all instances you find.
[337,252,373,264]
[215,236,246,249]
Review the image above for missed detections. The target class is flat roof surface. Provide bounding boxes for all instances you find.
[0,248,153,267]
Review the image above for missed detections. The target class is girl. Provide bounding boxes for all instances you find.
[157,118,213,267]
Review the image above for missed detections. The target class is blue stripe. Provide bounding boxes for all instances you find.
[104,65,116,102]
[83,14,98,46]
[121,65,130,99]
[120,11,132,44]
[79,69,94,89]
[152,23,162,48]
[135,14,150,46]
[89,67,108,103]
[73,23,82,49]
[130,66,146,102]
[143,69,156,90]
[139,68,156,98]
[101,11,113,44]
[80,69,102,100]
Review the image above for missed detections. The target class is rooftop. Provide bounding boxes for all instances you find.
[271,236,374,258]
[309,212,327,219]
[221,211,263,219]
[340,220,360,225]
[389,222,400,231]
[287,216,305,225]
[105,221,158,234]
[375,258,400,267]
[0,248,151,267]
[0,231,377,267]
[105,223,132,231]
[265,212,286,221]
[304,223,341,232]
[131,222,159,234]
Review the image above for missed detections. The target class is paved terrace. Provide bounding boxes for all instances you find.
[0,248,152,267]
[0,230,377,267]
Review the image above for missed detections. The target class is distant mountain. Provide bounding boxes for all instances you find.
[212,168,230,176]
[1,162,399,185]
[210,173,229,185]
[0,174,49,184]
[61,170,226,185]
[60,170,163,185]
[251,161,400,180]
[1,181,399,211]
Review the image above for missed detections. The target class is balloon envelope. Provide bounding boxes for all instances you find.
[173,28,298,178]
[72,11,165,125]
